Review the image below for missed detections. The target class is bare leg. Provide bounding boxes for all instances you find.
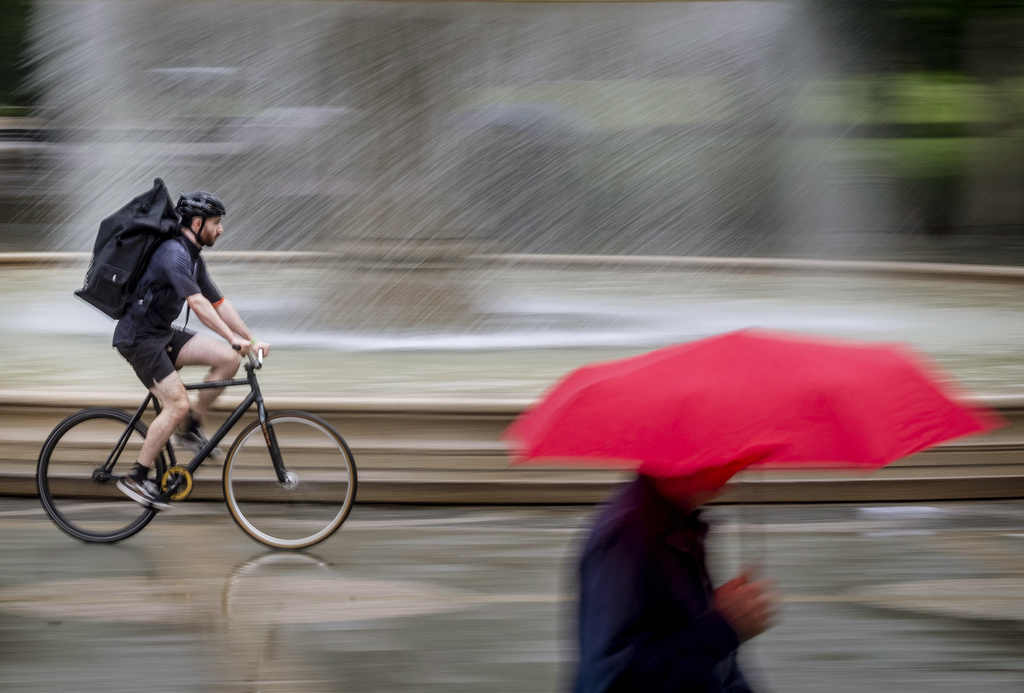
[174,333,241,425]
[138,371,190,470]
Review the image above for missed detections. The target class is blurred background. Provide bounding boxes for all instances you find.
[2,0,1024,397]
[3,0,1024,258]
[1,2,1024,692]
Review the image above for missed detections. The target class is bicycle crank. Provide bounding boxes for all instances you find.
[161,466,194,501]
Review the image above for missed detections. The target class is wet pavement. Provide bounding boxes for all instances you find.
[0,498,1022,692]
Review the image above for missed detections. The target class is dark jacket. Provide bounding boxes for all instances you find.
[574,476,752,693]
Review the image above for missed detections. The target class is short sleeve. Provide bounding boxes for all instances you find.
[194,257,223,304]
[160,242,203,302]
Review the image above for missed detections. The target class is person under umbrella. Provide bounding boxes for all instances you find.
[574,461,778,693]
[505,330,1000,693]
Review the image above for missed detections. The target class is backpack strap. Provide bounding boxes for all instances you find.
[179,236,200,330]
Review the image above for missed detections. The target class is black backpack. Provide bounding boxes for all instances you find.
[75,178,181,319]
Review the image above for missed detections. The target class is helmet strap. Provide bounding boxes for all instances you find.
[195,217,208,247]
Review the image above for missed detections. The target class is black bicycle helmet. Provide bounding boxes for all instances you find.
[176,190,226,221]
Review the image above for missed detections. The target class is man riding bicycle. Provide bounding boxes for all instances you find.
[115,190,271,510]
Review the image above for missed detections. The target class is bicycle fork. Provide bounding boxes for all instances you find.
[255,395,294,488]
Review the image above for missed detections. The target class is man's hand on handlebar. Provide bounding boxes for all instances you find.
[252,339,271,357]
[230,337,252,356]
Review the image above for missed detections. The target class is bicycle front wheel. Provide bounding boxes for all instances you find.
[37,408,168,543]
[223,411,357,549]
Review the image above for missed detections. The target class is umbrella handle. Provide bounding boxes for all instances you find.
[739,466,766,572]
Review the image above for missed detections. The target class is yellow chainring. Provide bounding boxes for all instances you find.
[160,466,194,501]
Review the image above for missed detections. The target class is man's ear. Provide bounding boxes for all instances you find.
[191,217,204,234]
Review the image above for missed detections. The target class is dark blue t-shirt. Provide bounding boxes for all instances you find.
[113,236,223,345]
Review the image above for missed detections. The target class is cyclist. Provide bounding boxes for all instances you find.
[115,190,271,510]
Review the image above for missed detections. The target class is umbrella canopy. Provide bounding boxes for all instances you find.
[505,330,1000,479]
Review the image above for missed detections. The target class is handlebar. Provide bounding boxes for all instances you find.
[231,344,264,369]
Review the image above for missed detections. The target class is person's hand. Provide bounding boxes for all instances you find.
[230,337,252,356]
[252,339,271,357]
[712,568,780,643]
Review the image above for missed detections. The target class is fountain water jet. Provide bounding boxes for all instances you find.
[25,0,875,338]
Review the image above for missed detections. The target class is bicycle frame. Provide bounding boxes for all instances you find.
[108,355,289,488]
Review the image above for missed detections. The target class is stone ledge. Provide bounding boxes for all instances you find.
[4,251,1024,285]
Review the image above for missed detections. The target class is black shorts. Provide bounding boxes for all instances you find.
[115,329,196,389]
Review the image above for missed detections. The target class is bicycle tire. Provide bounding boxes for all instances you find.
[222,411,357,549]
[37,408,168,543]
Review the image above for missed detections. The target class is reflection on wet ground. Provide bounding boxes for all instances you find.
[0,499,1022,692]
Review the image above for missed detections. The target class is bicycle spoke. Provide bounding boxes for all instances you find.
[37,409,163,543]
[223,412,357,549]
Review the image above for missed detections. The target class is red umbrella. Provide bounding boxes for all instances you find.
[505,330,1000,480]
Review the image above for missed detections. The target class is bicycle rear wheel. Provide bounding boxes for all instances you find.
[223,411,357,549]
[37,408,168,543]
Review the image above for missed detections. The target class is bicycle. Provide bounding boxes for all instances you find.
[36,350,358,549]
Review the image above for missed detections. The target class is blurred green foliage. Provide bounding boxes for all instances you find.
[472,73,1018,128]
[796,74,999,124]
